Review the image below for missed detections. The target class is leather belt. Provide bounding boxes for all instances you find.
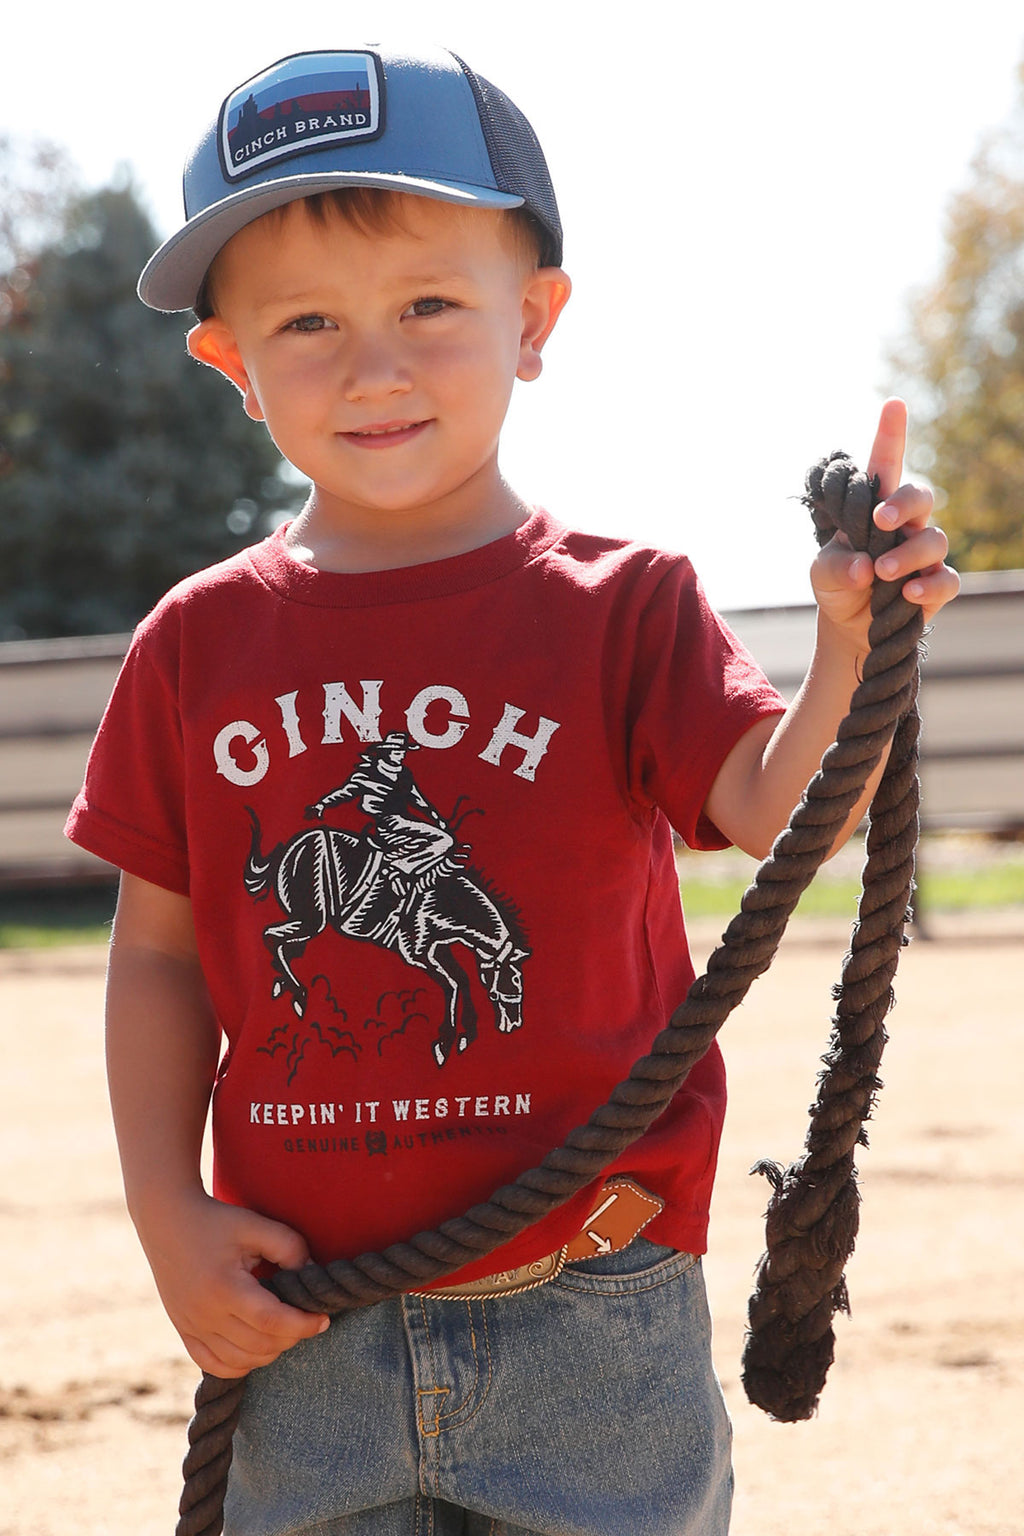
[412,1177,665,1300]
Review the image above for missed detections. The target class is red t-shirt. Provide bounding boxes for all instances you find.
[66,510,785,1282]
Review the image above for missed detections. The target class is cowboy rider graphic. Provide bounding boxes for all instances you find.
[305,732,461,892]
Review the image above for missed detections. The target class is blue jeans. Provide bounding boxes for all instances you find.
[225,1240,733,1536]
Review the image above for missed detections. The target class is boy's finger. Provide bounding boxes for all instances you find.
[241,1285,331,1342]
[865,398,908,501]
[902,563,961,620]
[874,482,934,534]
[228,1297,330,1349]
[180,1296,330,1375]
[874,525,949,582]
[181,1328,263,1379]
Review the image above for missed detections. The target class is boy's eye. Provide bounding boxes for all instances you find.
[405,297,451,319]
[285,314,334,332]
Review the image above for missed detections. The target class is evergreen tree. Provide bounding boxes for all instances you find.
[892,64,1024,572]
[0,166,302,638]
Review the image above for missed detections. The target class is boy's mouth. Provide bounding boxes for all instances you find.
[342,420,430,448]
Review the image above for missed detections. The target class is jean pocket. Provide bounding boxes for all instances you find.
[554,1237,698,1295]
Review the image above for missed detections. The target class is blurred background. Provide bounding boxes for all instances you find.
[1,8,1023,1533]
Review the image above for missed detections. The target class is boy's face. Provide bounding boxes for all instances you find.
[189,196,568,546]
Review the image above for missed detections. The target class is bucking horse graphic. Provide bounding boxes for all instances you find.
[244,733,529,1067]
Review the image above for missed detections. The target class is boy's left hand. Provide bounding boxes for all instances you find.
[811,398,960,651]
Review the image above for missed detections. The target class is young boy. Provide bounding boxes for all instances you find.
[66,44,957,1536]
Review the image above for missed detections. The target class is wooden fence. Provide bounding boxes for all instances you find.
[1,570,1021,886]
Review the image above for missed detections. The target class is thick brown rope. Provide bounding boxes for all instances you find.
[740,452,922,1418]
[176,452,922,1535]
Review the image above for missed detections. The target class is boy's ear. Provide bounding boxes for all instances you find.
[186,319,265,422]
[517,268,572,383]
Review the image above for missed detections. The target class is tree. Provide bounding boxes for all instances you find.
[892,64,1024,572]
[0,156,302,638]
[0,135,77,278]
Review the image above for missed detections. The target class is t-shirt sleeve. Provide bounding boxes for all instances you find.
[64,625,190,895]
[626,557,787,850]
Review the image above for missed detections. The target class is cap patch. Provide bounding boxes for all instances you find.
[219,51,384,182]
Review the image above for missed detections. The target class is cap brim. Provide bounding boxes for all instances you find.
[138,171,524,312]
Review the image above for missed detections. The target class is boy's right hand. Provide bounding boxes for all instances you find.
[137,1187,330,1378]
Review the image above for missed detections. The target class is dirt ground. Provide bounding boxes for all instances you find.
[2,911,1022,1536]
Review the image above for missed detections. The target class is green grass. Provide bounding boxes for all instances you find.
[1,848,1022,947]
[918,859,1024,913]
[680,875,855,920]
[678,855,1024,920]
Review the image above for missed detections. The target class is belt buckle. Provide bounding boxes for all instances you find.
[412,1176,666,1302]
[411,1247,568,1300]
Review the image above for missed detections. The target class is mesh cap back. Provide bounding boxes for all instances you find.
[453,56,563,268]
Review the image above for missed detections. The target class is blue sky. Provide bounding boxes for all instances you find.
[6,1,1023,608]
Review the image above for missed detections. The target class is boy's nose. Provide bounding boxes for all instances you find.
[342,335,412,403]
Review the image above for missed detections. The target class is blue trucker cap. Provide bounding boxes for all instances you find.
[138,44,563,312]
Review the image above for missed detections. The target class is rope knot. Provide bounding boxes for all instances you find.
[803,450,879,552]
